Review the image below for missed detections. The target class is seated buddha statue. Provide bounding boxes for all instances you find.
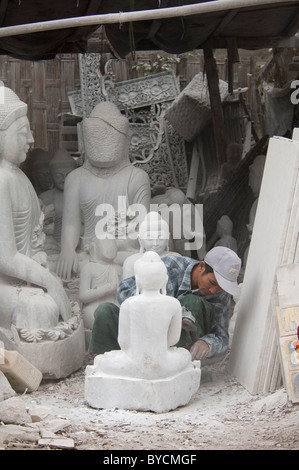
[55,101,151,281]
[0,82,71,335]
[94,251,191,380]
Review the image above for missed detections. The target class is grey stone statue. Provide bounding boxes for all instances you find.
[0,82,85,378]
[56,101,151,280]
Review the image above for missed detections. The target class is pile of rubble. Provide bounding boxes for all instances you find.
[0,371,74,450]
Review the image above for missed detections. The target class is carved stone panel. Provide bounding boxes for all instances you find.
[108,71,180,110]
[77,54,188,188]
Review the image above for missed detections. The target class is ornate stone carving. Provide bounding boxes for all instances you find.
[77,55,188,189]
[107,71,180,110]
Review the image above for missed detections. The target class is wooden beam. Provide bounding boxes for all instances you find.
[0,0,297,38]
[227,38,239,95]
[203,41,228,166]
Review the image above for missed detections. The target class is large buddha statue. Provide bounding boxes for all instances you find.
[56,101,151,280]
[0,82,84,377]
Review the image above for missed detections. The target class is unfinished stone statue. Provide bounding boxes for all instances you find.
[56,101,151,280]
[39,149,77,257]
[219,143,243,183]
[122,211,180,280]
[85,251,201,412]
[40,149,77,245]
[0,82,85,378]
[214,215,238,253]
[79,237,121,333]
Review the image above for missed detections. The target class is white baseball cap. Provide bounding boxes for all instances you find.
[204,246,241,296]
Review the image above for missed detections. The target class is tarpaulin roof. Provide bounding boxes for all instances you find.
[0,0,298,60]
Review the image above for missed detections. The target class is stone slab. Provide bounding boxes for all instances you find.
[85,362,201,413]
[38,437,75,449]
[229,136,299,394]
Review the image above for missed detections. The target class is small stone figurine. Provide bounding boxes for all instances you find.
[79,237,121,331]
[122,211,180,280]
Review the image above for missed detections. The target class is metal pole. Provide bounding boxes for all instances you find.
[0,0,297,38]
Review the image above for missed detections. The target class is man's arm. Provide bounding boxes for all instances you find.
[191,292,231,359]
[117,275,137,304]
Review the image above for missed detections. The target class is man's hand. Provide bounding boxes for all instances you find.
[189,339,210,360]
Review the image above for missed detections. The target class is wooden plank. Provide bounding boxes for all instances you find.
[186,137,201,203]
[203,41,228,166]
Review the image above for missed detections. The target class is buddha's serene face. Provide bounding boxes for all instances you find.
[51,166,75,191]
[0,116,34,166]
[83,115,130,168]
[139,229,169,255]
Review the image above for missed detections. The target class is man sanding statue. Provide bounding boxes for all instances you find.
[89,246,241,361]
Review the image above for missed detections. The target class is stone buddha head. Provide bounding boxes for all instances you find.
[89,236,118,264]
[49,149,77,191]
[217,215,233,237]
[82,101,131,168]
[138,211,170,255]
[0,81,34,166]
[134,250,168,293]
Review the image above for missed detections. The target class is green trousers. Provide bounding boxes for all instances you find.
[89,294,214,354]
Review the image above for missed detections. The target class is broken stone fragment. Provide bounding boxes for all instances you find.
[0,371,16,401]
[0,424,40,445]
[0,396,31,425]
[37,437,75,450]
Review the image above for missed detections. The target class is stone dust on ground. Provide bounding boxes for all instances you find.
[3,352,299,451]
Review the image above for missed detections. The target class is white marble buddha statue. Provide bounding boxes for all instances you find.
[215,215,238,253]
[93,251,191,380]
[0,82,71,334]
[122,211,180,280]
[56,101,151,280]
